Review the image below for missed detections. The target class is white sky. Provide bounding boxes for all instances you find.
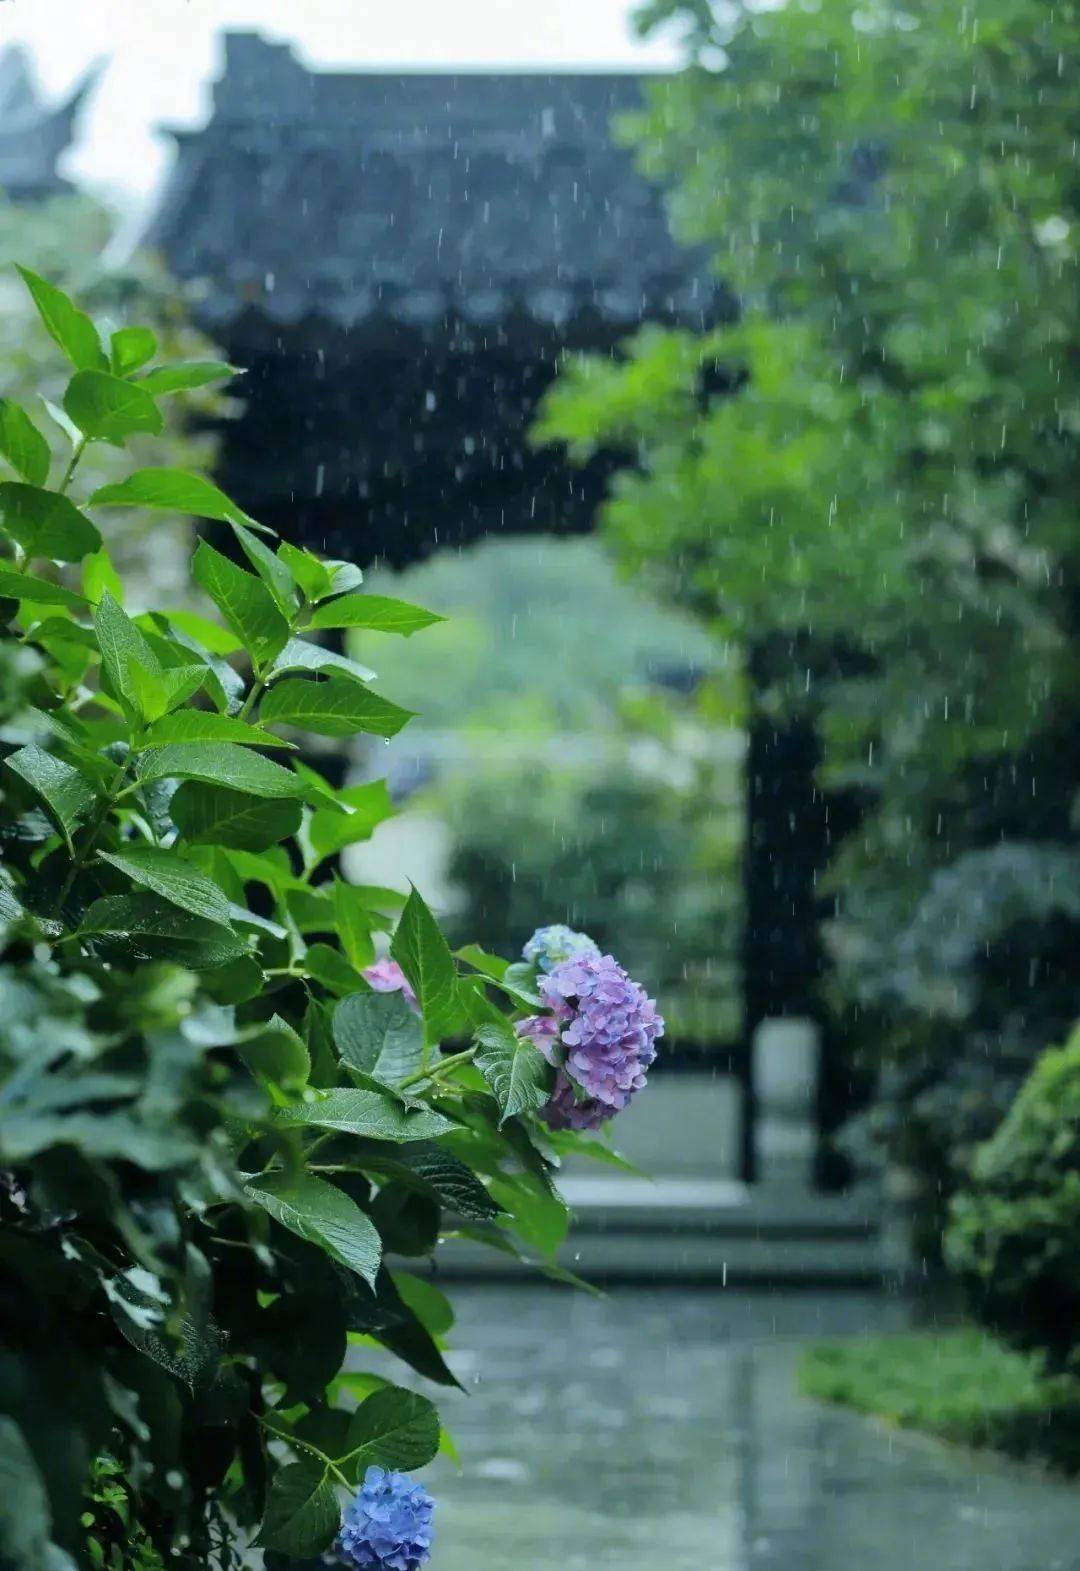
[1,0,682,210]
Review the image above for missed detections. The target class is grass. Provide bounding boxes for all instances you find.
[799,1329,1080,1474]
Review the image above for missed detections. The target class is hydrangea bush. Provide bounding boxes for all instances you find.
[0,271,662,1570]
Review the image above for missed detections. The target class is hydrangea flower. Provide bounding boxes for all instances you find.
[521,952,663,1129]
[335,1467,434,1571]
[522,923,600,973]
[362,958,418,1011]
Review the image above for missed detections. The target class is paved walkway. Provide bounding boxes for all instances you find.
[422,1286,1079,1571]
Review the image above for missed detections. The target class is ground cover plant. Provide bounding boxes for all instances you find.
[0,269,663,1570]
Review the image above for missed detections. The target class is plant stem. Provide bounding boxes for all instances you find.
[50,754,135,921]
[398,1044,478,1091]
[58,437,88,496]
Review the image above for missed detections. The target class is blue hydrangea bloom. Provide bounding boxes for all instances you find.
[335,1467,434,1571]
[537,952,663,1128]
[522,923,600,973]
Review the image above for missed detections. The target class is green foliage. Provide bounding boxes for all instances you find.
[945,1026,1080,1372]
[539,0,1080,1187]
[0,270,603,1570]
[800,1329,1080,1474]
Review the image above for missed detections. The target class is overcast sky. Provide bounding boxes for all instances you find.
[1,0,682,209]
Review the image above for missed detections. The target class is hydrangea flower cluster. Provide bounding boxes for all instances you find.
[334,1468,434,1571]
[521,951,663,1130]
[362,958,418,1011]
[522,923,601,973]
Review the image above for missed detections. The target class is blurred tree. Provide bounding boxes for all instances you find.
[0,191,229,601]
[537,0,1080,1197]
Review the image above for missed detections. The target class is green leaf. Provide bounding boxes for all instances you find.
[333,991,423,1084]
[110,325,158,376]
[231,521,298,617]
[261,676,414,739]
[0,1416,53,1569]
[235,1013,310,1085]
[455,943,510,981]
[339,1387,440,1477]
[170,781,303,850]
[193,541,289,666]
[0,482,101,561]
[161,608,241,655]
[474,1018,553,1124]
[0,399,50,485]
[0,568,83,608]
[79,894,249,968]
[245,1171,382,1287]
[277,541,332,601]
[141,710,294,749]
[4,744,96,849]
[306,779,396,863]
[139,360,240,396]
[94,590,161,718]
[63,370,163,442]
[275,1088,455,1142]
[89,467,259,527]
[40,396,81,448]
[269,637,376,684]
[302,943,367,997]
[308,593,444,636]
[256,1459,339,1559]
[136,743,305,798]
[369,1144,503,1222]
[16,265,107,371]
[333,879,378,970]
[81,547,124,606]
[391,1271,455,1338]
[98,846,234,927]
[390,888,459,1046]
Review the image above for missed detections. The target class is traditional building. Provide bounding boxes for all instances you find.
[0,46,99,201]
[148,32,728,564]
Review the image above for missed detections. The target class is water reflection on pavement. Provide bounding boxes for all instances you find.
[419,1286,1078,1571]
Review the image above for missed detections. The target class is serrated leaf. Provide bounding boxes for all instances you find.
[245,1171,382,1287]
[333,879,378,969]
[79,894,249,968]
[268,637,376,684]
[306,779,396,863]
[193,541,289,665]
[333,991,423,1084]
[16,265,107,371]
[256,1459,338,1559]
[380,1144,503,1221]
[390,888,459,1047]
[275,1088,455,1142]
[235,1013,310,1085]
[4,744,97,849]
[170,781,303,850]
[99,846,233,926]
[141,710,294,749]
[277,541,332,600]
[94,590,161,718]
[89,467,258,527]
[0,398,50,485]
[0,482,101,561]
[339,1387,440,1477]
[307,593,444,636]
[64,370,162,442]
[261,676,414,739]
[0,568,83,608]
[136,743,305,798]
[231,521,297,617]
[110,325,157,376]
[139,360,240,396]
[474,1019,553,1123]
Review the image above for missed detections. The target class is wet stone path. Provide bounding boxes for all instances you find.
[414,1286,1079,1571]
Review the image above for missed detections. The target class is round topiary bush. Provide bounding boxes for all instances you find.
[945,1024,1080,1371]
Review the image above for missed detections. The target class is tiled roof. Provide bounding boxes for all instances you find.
[147,33,719,333]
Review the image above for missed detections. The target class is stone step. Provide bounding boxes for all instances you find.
[437,1177,887,1286]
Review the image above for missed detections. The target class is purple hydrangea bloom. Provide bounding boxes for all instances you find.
[536,952,663,1126]
[335,1467,434,1571]
[362,958,418,1012]
[522,923,600,973]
